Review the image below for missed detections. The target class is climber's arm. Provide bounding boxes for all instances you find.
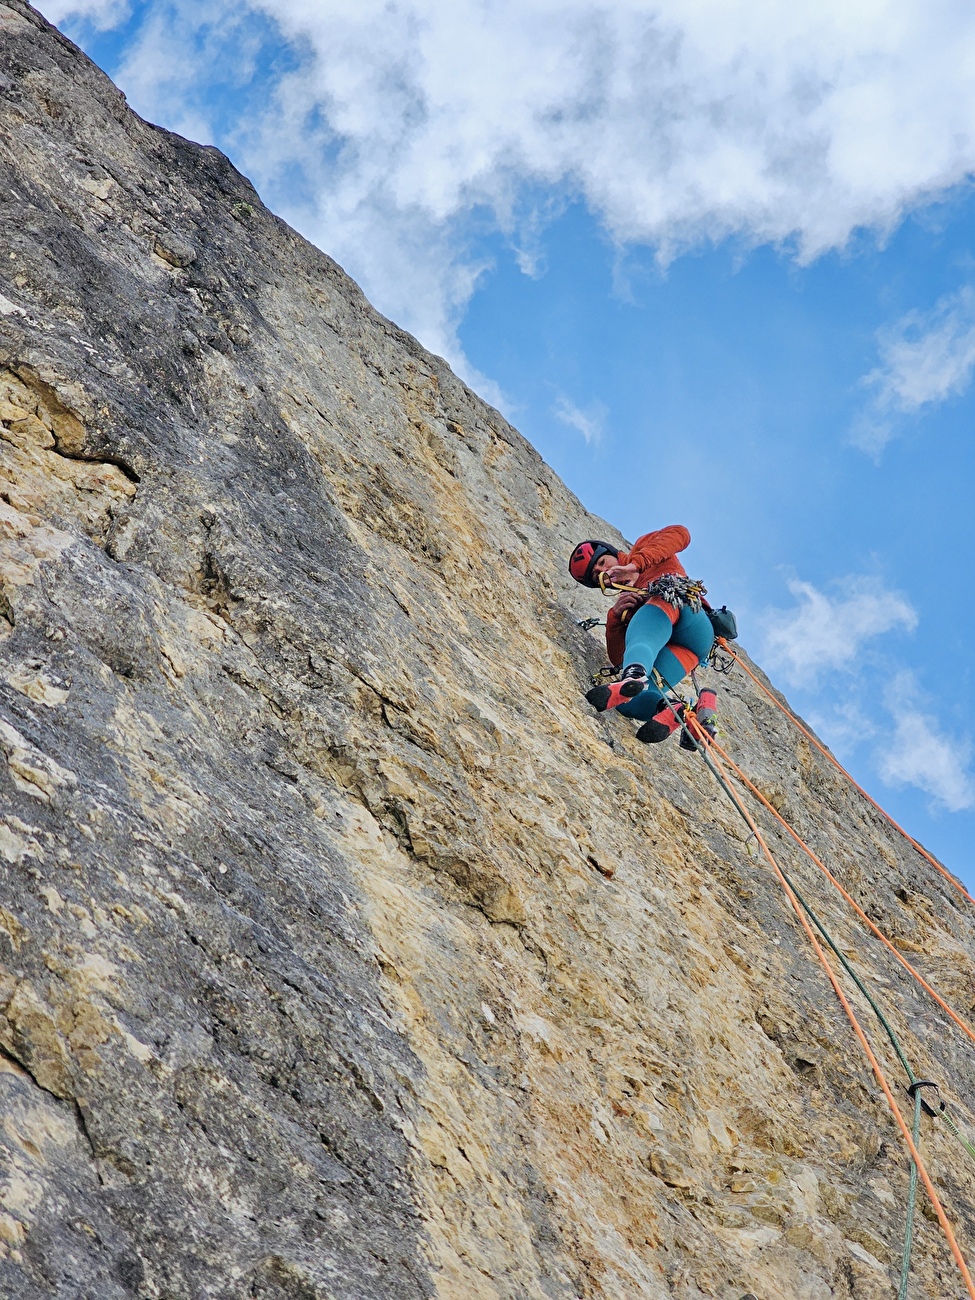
[619,525,690,577]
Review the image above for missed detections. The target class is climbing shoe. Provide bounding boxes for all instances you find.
[619,663,649,696]
[585,663,648,712]
[636,699,685,744]
[694,688,718,737]
[678,689,718,750]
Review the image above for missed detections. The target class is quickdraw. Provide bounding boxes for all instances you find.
[708,642,737,675]
[589,664,618,687]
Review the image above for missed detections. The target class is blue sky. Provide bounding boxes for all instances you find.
[45,0,975,887]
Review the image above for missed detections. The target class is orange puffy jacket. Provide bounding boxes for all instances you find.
[605,525,691,667]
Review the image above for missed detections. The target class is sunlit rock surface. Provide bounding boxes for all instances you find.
[2,5,975,1296]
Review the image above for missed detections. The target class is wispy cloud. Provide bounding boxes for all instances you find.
[764,584,973,810]
[552,393,606,445]
[855,286,975,451]
[878,673,974,811]
[48,0,975,380]
[44,0,131,29]
[761,576,916,686]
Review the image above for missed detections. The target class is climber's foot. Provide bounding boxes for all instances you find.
[679,689,719,749]
[694,688,718,736]
[636,699,685,744]
[619,663,649,698]
[585,663,648,712]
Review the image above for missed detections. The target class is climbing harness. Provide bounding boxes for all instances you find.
[596,571,709,611]
[595,575,737,658]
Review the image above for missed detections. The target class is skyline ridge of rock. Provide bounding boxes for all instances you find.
[2,5,975,1297]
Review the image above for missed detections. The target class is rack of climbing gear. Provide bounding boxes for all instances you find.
[645,572,708,611]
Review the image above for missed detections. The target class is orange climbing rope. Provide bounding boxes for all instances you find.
[701,727,975,1052]
[717,639,975,909]
[684,712,975,1298]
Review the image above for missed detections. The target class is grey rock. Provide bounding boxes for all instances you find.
[153,235,196,268]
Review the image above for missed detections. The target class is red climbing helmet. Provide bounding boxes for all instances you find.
[569,540,618,588]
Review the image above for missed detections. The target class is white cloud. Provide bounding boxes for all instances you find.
[764,589,973,810]
[762,576,916,685]
[855,286,975,451]
[47,0,975,376]
[878,673,974,811]
[552,393,606,444]
[42,0,130,28]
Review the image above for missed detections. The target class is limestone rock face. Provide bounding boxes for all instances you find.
[2,5,975,1297]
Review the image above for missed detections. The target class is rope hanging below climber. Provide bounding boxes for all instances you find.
[714,637,975,910]
[680,709,975,1300]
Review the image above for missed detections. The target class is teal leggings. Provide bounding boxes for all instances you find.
[616,602,714,722]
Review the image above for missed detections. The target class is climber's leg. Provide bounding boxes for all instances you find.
[617,603,714,725]
[611,601,678,720]
[653,605,714,693]
[632,606,715,744]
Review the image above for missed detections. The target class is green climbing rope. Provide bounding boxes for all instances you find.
[681,723,928,1291]
[900,1089,922,1300]
[628,646,975,1291]
[682,711,975,1290]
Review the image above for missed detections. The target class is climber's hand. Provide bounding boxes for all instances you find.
[604,562,639,585]
[612,590,648,623]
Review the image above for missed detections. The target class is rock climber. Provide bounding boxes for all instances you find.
[568,525,717,744]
